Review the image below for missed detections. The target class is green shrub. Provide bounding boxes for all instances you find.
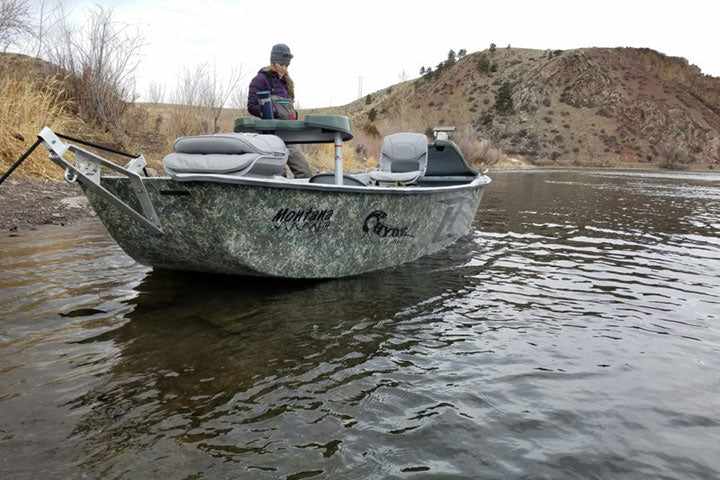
[362,123,380,137]
[494,82,513,114]
[477,54,490,73]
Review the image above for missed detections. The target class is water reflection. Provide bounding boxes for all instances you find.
[2,170,720,479]
[65,242,481,478]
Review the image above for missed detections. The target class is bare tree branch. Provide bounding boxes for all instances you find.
[44,4,145,137]
[147,80,165,104]
[30,0,66,57]
[204,62,243,133]
[0,0,32,51]
[230,82,247,110]
[169,62,244,135]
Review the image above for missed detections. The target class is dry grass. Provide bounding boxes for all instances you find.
[0,57,498,182]
[0,79,499,181]
[0,74,79,180]
[120,102,248,171]
[303,142,368,173]
[452,127,506,167]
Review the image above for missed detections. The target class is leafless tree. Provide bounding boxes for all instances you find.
[229,83,247,111]
[170,63,211,136]
[170,62,244,135]
[659,144,691,169]
[147,80,165,104]
[203,63,243,133]
[30,0,66,58]
[45,4,145,137]
[0,0,32,51]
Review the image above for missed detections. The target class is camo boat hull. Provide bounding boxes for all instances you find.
[83,176,489,278]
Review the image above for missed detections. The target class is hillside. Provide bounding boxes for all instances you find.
[330,47,720,170]
[3,48,720,181]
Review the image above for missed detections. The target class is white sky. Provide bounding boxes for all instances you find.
[59,0,720,108]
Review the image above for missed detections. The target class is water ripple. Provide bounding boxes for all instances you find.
[2,172,720,479]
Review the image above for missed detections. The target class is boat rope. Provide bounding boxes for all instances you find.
[54,133,148,177]
[55,133,140,159]
[0,133,147,188]
[0,138,42,187]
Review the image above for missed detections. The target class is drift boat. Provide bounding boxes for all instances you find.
[34,115,490,278]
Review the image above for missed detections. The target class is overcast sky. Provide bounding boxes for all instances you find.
[59,0,720,108]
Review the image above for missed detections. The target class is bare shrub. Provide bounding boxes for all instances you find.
[164,62,243,138]
[0,0,32,51]
[204,64,243,134]
[361,122,380,138]
[659,144,692,170]
[167,64,206,136]
[453,127,504,166]
[229,83,247,110]
[380,89,426,133]
[351,127,382,164]
[28,0,66,58]
[146,81,165,104]
[45,5,144,140]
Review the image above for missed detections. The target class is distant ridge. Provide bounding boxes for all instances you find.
[334,47,720,170]
[3,48,719,175]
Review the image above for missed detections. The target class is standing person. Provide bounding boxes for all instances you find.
[247,43,312,179]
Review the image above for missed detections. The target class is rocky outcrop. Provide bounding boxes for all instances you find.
[339,47,720,169]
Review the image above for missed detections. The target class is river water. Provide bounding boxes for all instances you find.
[1,170,719,479]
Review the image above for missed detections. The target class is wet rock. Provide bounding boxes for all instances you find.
[0,179,89,230]
[60,196,89,209]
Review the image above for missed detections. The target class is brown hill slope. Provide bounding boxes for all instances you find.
[333,47,720,170]
[4,48,719,180]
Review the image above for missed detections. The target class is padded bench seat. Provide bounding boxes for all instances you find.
[163,132,288,179]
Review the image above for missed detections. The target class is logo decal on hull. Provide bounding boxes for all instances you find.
[432,197,466,243]
[272,207,333,233]
[363,210,413,238]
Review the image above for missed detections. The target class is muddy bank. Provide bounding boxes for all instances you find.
[0,179,92,231]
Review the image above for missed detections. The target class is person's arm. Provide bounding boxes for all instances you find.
[247,74,267,118]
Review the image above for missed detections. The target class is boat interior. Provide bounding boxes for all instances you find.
[161,115,479,188]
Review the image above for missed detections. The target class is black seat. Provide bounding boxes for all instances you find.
[308,172,366,186]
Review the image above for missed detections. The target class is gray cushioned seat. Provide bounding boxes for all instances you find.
[173,133,286,155]
[163,132,288,179]
[368,133,428,184]
[164,153,258,174]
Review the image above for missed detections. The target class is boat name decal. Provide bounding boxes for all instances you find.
[272,207,333,233]
[363,210,413,238]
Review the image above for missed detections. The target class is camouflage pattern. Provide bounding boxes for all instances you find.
[82,177,489,278]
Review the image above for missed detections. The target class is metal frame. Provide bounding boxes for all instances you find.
[334,132,344,185]
[37,127,164,234]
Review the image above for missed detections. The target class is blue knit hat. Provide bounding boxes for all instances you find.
[270,44,293,65]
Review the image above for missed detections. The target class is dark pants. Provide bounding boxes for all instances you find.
[287,145,311,178]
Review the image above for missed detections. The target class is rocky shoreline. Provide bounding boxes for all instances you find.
[0,179,93,231]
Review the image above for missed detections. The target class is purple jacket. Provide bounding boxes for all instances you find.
[247,69,292,118]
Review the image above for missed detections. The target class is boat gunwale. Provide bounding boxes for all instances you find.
[101,173,491,196]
